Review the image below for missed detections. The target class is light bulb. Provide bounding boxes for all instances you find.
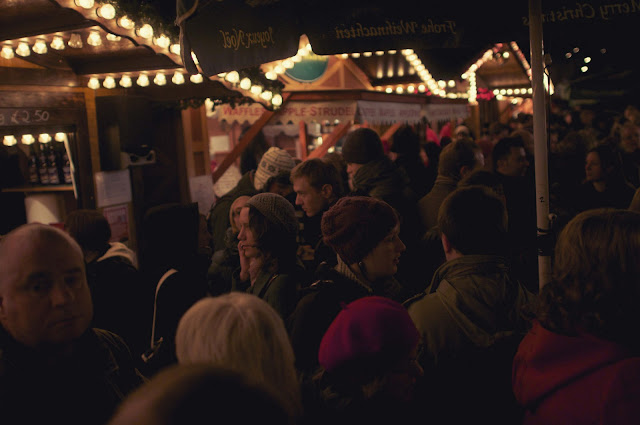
[87,30,102,46]
[1,44,14,59]
[38,133,52,143]
[170,44,180,55]
[282,59,294,69]
[16,41,31,57]
[22,134,35,145]
[103,76,116,88]
[172,71,185,85]
[137,74,150,87]
[68,33,83,48]
[50,35,65,50]
[190,74,203,84]
[55,133,67,142]
[271,94,283,107]
[117,16,135,30]
[106,34,121,42]
[225,71,239,83]
[3,135,17,146]
[87,77,100,89]
[265,71,277,80]
[153,73,167,86]
[239,77,251,90]
[136,24,153,39]
[96,3,116,20]
[119,75,132,87]
[75,0,95,9]
[154,35,171,49]
[250,85,263,95]
[260,90,273,101]
[33,39,47,54]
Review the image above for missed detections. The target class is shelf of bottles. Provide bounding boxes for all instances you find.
[2,132,75,193]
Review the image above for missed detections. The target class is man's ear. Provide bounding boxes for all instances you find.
[441,233,453,255]
[320,183,333,200]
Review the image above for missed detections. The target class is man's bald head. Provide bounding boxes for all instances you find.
[0,223,92,348]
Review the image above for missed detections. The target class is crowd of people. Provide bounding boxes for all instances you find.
[1,100,640,425]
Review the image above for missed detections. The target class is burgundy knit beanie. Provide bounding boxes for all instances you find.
[321,196,398,265]
[318,296,420,374]
[341,128,385,164]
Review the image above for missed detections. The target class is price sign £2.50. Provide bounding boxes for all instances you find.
[0,108,58,127]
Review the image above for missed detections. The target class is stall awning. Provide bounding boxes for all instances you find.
[422,104,470,122]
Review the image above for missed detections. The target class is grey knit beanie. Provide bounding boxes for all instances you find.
[245,193,298,236]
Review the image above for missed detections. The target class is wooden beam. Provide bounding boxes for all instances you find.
[307,122,352,159]
[211,93,291,183]
[380,122,403,143]
[298,120,308,160]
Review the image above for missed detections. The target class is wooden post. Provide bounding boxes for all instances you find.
[211,93,290,183]
[307,122,352,159]
[298,120,308,160]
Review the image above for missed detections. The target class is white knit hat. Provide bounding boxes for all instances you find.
[253,147,296,191]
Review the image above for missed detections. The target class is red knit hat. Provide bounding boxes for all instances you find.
[321,196,399,265]
[318,296,420,374]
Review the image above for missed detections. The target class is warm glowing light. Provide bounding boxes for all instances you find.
[190,74,203,83]
[96,3,116,19]
[396,87,403,94]
[351,52,360,58]
[3,135,17,146]
[170,44,180,55]
[55,133,66,142]
[103,76,116,88]
[225,71,240,84]
[136,24,153,39]
[33,39,48,54]
[22,134,35,145]
[260,90,273,101]
[68,33,83,48]
[282,59,294,68]
[136,74,150,87]
[119,75,132,87]
[75,0,95,9]
[88,77,101,89]
[87,30,102,46]
[38,133,52,143]
[250,85,263,95]
[581,66,588,72]
[584,57,591,63]
[239,77,251,90]
[106,34,121,42]
[363,51,372,57]
[117,16,135,30]
[16,41,31,57]
[265,71,277,80]
[448,80,455,87]
[154,35,171,49]
[50,36,65,50]
[1,44,14,59]
[153,73,166,86]
[172,71,185,85]
[274,64,285,74]
[271,94,283,107]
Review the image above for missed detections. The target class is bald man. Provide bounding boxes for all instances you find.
[0,224,145,425]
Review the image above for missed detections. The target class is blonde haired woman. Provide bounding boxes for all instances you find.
[175,292,301,419]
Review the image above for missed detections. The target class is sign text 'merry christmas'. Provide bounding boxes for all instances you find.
[334,19,457,39]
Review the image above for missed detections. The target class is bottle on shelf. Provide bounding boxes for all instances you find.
[27,143,40,184]
[36,140,50,185]
[39,134,60,185]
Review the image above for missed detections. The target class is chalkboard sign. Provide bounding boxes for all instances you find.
[0,108,72,127]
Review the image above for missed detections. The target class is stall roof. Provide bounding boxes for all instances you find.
[0,0,255,105]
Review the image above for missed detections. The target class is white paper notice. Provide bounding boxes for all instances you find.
[189,174,216,216]
[94,169,132,208]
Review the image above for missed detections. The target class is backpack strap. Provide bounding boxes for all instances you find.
[149,268,178,348]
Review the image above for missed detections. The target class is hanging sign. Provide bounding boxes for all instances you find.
[356,101,422,125]
[181,0,302,76]
[269,101,357,125]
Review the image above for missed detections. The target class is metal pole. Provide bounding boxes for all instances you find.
[528,0,552,290]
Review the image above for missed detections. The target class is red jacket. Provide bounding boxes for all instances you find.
[513,320,640,425]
